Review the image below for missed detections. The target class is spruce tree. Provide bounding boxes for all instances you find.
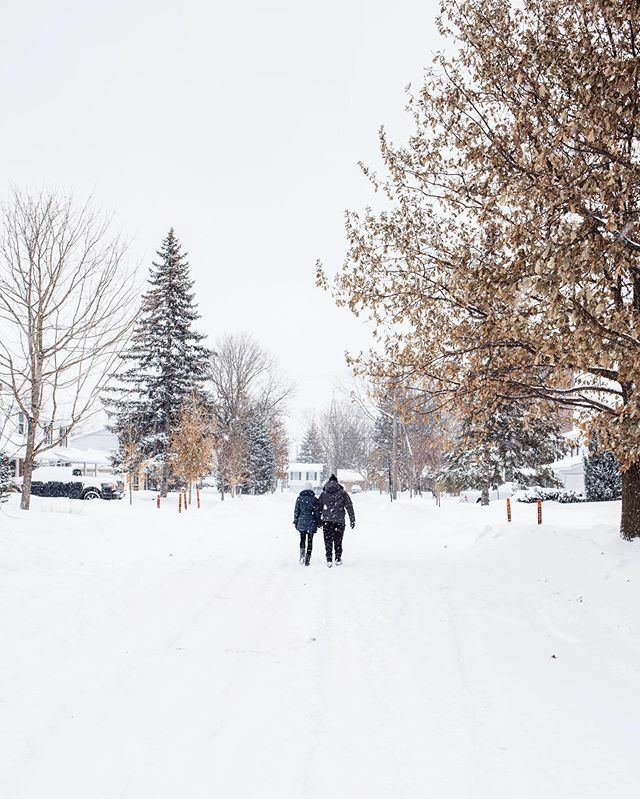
[105,229,210,494]
[298,419,323,463]
[0,453,11,505]
[584,436,622,502]
[442,402,565,501]
[241,408,276,494]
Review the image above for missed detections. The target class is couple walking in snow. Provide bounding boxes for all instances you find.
[293,475,356,567]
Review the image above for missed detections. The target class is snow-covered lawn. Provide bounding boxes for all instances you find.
[1,491,639,798]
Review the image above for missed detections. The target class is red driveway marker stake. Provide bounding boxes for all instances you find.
[506,497,512,522]
[179,493,182,514]
[157,494,160,509]
[197,487,200,509]
[537,499,542,525]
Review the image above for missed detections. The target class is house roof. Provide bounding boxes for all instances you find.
[12,444,112,466]
[337,469,366,483]
[545,454,584,471]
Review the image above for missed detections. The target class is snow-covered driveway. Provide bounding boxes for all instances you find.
[1,492,639,798]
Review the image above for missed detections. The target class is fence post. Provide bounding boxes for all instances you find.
[196,487,200,509]
[183,490,188,510]
[537,499,542,525]
[179,493,182,514]
[506,497,512,522]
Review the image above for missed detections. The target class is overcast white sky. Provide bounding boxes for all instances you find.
[1,0,441,442]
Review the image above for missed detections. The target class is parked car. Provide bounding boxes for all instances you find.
[14,466,124,500]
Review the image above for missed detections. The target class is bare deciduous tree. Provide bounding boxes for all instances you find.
[209,333,292,428]
[118,423,142,506]
[269,414,290,491]
[209,333,292,498]
[0,190,137,510]
[319,396,371,478]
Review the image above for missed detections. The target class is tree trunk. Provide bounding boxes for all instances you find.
[480,481,490,506]
[129,473,133,506]
[20,419,37,511]
[161,461,169,498]
[621,463,640,540]
[391,415,398,501]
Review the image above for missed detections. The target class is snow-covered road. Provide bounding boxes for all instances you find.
[1,491,640,798]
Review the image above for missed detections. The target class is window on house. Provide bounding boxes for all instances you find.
[306,471,317,481]
[290,471,302,481]
[59,426,69,447]
[43,422,53,445]
[18,412,25,435]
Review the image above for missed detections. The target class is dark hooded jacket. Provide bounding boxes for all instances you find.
[318,476,355,526]
[294,489,321,533]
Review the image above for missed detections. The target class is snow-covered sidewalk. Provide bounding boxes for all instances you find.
[1,492,639,798]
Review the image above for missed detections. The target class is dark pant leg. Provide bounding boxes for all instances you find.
[334,523,345,560]
[305,532,314,564]
[299,532,306,559]
[323,523,336,561]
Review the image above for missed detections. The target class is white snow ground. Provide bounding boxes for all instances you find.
[1,491,639,798]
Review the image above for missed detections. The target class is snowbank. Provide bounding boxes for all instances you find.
[1,492,638,798]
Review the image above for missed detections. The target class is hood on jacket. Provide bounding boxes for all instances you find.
[299,488,316,497]
[323,478,343,493]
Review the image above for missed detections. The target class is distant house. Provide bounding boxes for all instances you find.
[546,428,588,493]
[69,427,118,456]
[288,462,324,491]
[547,455,585,493]
[0,382,77,476]
[337,469,367,493]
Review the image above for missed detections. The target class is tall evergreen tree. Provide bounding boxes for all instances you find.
[0,453,11,505]
[241,407,276,495]
[105,229,210,494]
[584,436,622,502]
[298,419,323,463]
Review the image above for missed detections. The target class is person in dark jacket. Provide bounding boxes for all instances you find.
[293,482,321,566]
[317,474,355,567]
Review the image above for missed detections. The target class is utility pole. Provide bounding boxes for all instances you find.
[391,387,398,501]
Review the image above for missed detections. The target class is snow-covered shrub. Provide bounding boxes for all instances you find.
[513,486,585,503]
[0,453,11,504]
[584,443,622,502]
[29,480,83,499]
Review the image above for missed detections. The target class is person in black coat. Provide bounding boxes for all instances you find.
[293,482,321,566]
[317,474,355,567]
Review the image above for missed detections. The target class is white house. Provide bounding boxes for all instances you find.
[69,426,118,456]
[0,380,74,476]
[0,382,115,477]
[547,428,588,493]
[337,469,367,493]
[288,462,324,491]
[547,454,585,493]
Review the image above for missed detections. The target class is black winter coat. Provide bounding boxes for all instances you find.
[318,479,355,526]
[294,489,321,533]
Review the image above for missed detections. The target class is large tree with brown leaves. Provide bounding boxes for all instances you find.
[321,0,640,538]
